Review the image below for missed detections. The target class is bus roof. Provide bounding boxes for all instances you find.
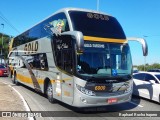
[14,8,112,37]
[56,7,112,16]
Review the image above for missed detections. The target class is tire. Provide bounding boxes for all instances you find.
[11,73,15,84]
[12,73,19,85]
[47,81,55,103]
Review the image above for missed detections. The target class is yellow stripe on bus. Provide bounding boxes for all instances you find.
[16,74,55,84]
[84,36,127,43]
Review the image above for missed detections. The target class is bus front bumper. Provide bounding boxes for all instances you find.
[72,89,132,107]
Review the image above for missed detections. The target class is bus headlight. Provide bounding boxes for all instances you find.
[76,84,96,96]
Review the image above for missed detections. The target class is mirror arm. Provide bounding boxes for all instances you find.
[127,37,148,56]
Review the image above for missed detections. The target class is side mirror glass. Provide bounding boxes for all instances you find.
[61,31,84,53]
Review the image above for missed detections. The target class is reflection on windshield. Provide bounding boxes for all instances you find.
[77,42,132,77]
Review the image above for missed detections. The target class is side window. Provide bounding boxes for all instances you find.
[26,53,48,71]
[22,63,26,68]
[145,74,157,82]
[13,37,20,47]
[42,12,69,37]
[54,35,73,74]
[62,50,73,73]
[133,73,146,81]
[28,24,41,41]
[22,31,30,44]
[13,31,30,47]
[39,54,48,71]
[32,55,40,69]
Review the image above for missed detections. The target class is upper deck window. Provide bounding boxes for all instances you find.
[12,13,70,48]
[69,11,126,39]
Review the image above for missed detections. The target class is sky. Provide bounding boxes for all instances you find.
[0,0,160,65]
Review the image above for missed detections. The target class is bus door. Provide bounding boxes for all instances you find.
[53,35,75,105]
[53,71,62,101]
[61,49,74,105]
[54,51,74,104]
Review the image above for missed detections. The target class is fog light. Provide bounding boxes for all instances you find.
[81,98,87,103]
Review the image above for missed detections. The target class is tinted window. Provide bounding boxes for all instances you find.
[69,11,126,39]
[25,53,48,71]
[12,37,19,47]
[133,70,139,73]
[12,12,69,48]
[0,65,6,68]
[155,75,160,81]
[41,12,69,37]
[133,73,146,80]
[53,35,74,74]
[13,31,30,47]
[28,24,41,41]
[145,74,156,81]
[148,69,160,72]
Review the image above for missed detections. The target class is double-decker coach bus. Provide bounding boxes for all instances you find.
[8,8,148,107]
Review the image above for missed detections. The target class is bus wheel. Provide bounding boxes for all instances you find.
[47,81,55,103]
[13,73,19,85]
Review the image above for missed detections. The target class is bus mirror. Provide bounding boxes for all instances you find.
[61,31,84,53]
[127,37,148,56]
[120,44,127,53]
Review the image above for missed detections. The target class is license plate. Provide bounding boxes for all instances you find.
[107,98,117,104]
[95,86,106,91]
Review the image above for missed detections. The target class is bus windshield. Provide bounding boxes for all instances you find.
[77,42,132,77]
[69,11,126,39]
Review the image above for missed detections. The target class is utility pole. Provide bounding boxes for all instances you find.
[97,0,99,11]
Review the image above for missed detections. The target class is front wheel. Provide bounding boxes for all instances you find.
[47,81,55,103]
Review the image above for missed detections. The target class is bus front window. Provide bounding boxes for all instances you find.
[77,42,132,77]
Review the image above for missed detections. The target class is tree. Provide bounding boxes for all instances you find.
[0,33,11,59]
[136,63,160,71]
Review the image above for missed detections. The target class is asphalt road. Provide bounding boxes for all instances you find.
[0,77,160,120]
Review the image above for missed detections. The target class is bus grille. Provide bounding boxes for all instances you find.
[96,91,125,97]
